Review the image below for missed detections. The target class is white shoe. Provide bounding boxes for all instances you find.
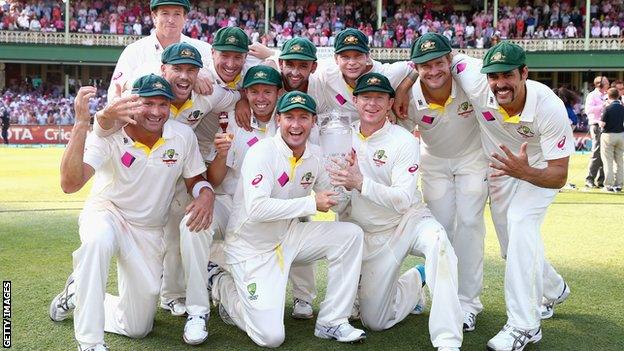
[486,324,542,351]
[540,282,570,319]
[291,298,314,319]
[160,298,186,317]
[463,312,477,332]
[183,314,208,345]
[49,274,75,322]
[411,265,427,315]
[314,322,366,343]
[78,344,109,351]
[438,348,460,351]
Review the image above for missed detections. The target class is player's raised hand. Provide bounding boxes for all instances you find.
[490,142,530,180]
[98,83,140,125]
[194,68,215,95]
[185,187,215,232]
[74,86,97,124]
[315,190,338,212]
[213,132,233,158]
[327,150,364,192]
[235,98,253,131]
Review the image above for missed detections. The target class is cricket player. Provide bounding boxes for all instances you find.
[328,72,463,351]
[108,0,214,98]
[208,65,319,319]
[451,42,573,350]
[209,91,366,347]
[49,75,214,351]
[93,43,240,328]
[405,33,489,332]
[315,28,416,122]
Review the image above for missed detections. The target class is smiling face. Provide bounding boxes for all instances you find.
[245,83,279,120]
[416,54,452,91]
[161,63,199,102]
[135,96,170,134]
[212,49,246,83]
[486,66,528,107]
[152,5,186,41]
[276,108,316,157]
[353,91,394,130]
[279,59,317,90]
[335,50,370,82]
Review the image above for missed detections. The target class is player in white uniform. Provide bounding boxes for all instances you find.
[451,42,573,351]
[107,0,213,99]
[405,33,489,332]
[209,91,366,347]
[49,75,214,351]
[93,44,240,326]
[314,28,415,121]
[327,72,463,351]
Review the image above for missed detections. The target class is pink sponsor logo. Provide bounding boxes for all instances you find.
[121,152,135,168]
[247,136,259,147]
[277,172,289,187]
[482,111,496,121]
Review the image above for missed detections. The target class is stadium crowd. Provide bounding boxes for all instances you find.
[0,0,623,48]
[0,83,106,125]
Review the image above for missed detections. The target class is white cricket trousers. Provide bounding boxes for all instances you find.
[72,204,163,345]
[421,149,489,316]
[180,193,318,316]
[212,221,363,348]
[488,174,566,330]
[358,210,463,348]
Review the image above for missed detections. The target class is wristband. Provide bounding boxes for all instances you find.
[192,181,213,199]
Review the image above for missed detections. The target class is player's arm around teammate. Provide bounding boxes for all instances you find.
[52,75,212,351]
[328,73,463,351]
[451,44,574,351]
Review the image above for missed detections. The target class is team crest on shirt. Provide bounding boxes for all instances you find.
[372,149,388,166]
[247,283,258,300]
[161,148,179,166]
[516,125,535,138]
[186,110,204,123]
[457,101,474,116]
[300,172,315,189]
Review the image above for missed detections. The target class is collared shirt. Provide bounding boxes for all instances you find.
[107,33,213,101]
[585,88,607,125]
[315,58,413,121]
[601,100,624,133]
[224,133,334,263]
[343,120,424,234]
[83,120,206,227]
[169,88,241,130]
[451,54,575,169]
[405,76,481,158]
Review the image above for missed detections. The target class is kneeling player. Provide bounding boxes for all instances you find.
[328,73,463,351]
[49,75,214,351]
[210,91,366,347]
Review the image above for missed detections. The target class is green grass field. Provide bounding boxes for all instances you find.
[1,148,623,351]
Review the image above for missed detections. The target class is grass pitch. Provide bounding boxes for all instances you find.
[1,148,623,350]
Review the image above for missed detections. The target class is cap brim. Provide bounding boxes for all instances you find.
[411,50,450,64]
[242,79,282,89]
[353,86,395,98]
[213,44,249,53]
[277,104,316,114]
[136,90,174,99]
[150,1,189,11]
[164,58,203,68]
[334,46,369,54]
[278,53,316,61]
[480,63,522,74]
